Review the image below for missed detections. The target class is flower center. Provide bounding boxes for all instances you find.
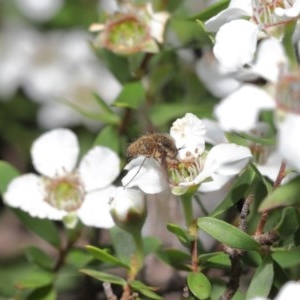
[43,173,85,212]
[168,157,204,186]
[104,15,149,53]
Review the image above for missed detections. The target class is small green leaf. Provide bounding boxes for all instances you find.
[167,223,193,247]
[14,209,61,249]
[272,247,300,268]
[80,269,127,286]
[274,207,300,237]
[93,125,121,154]
[85,245,130,269]
[66,248,94,268]
[130,280,162,300]
[0,160,20,194]
[156,249,191,271]
[24,247,54,270]
[113,81,145,109]
[210,165,256,217]
[199,252,231,269]
[198,217,260,251]
[246,256,274,299]
[187,272,211,299]
[15,270,54,290]
[228,131,276,146]
[27,285,56,300]
[259,176,300,211]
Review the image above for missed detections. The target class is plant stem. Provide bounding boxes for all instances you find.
[180,193,194,227]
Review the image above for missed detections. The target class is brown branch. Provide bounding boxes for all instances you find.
[255,160,287,236]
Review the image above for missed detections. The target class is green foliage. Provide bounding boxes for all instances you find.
[80,269,127,286]
[187,272,212,299]
[0,160,20,194]
[198,217,260,251]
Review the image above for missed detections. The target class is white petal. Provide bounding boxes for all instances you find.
[14,0,63,22]
[244,38,288,83]
[202,118,228,145]
[170,113,206,159]
[150,11,170,43]
[31,128,79,177]
[77,186,116,228]
[110,187,146,221]
[275,1,300,20]
[79,146,120,192]
[278,113,300,172]
[195,52,241,98]
[275,281,300,300]
[205,0,252,32]
[214,20,259,70]
[203,143,252,176]
[214,84,276,131]
[122,157,168,194]
[4,174,66,220]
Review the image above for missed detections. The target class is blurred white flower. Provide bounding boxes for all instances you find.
[90,2,169,55]
[205,0,300,70]
[14,0,64,22]
[251,281,300,300]
[4,128,120,228]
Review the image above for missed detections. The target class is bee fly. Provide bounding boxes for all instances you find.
[124,133,179,187]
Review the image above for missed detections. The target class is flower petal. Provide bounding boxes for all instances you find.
[214,20,259,70]
[78,146,120,192]
[4,174,66,220]
[278,113,300,172]
[203,143,252,176]
[202,118,228,145]
[170,113,206,159]
[214,84,276,132]
[122,157,168,194]
[77,186,116,228]
[31,128,79,177]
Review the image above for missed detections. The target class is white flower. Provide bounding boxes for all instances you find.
[89,2,169,55]
[205,0,300,70]
[251,281,300,300]
[278,113,300,172]
[122,113,252,196]
[110,187,146,224]
[13,0,64,22]
[4,129,120,228]
[214,84,275,132]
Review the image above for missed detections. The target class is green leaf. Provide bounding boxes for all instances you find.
[85,245,130,269]
[80,269,127,286]
[24,247,54,270]
[66,248,94,268]
[283,20,298,70]
[93,126,121,154]
[187,272,211,299]
[246,256,274,299]
[0,160,20,194]
[199,252,231,269]
[15,270,54,290]
[227,131,276,146]
[190,0,230,22]
[210,166,257,217]
[113,81,145,109]
[198,217,260,251]
[130,280,162,300]
[14,209,61,249]
[272,247,300,268]
[259,176,300,211]
[167,223,194,247]
[149,103,214,127]
[274,207,300,237]
[27,285,56,300]
[156,249,191,271]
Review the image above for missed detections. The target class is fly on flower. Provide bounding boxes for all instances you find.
[124,133,179,186]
